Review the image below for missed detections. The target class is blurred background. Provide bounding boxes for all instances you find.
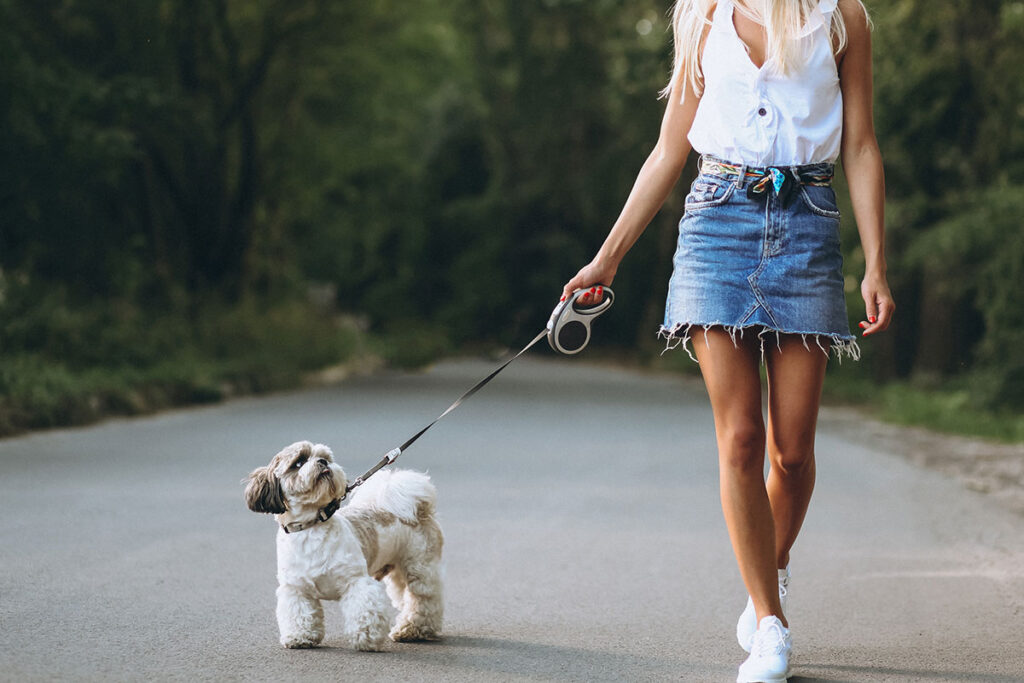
[0,0,1021,439]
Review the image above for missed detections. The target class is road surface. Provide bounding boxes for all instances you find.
[1,358,1021,681]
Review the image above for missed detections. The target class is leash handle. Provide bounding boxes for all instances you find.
[547,286,615,355]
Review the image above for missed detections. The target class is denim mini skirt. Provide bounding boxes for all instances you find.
[660,155,860,362]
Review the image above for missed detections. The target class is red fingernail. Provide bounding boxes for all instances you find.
[859,321,867,328]
[590,287,596,293]
[869,316,876,323]
[560,296,566,302]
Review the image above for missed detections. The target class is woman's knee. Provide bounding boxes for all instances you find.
[717,422,766,472]
[767,439,815,475]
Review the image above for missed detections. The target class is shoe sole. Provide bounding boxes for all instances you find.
[736,665,791,683]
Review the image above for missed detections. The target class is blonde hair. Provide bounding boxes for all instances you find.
[660,0,869,99]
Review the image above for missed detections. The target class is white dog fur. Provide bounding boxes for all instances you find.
[244,440,443,650]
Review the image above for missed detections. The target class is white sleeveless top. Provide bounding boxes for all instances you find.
[687,0,843,166]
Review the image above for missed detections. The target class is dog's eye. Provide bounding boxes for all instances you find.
[291,457,307,470]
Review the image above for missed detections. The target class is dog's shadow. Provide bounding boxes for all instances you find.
[317,634,713,681]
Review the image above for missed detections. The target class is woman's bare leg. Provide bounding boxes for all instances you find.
[764,335,829,570]
[692,328,785,626]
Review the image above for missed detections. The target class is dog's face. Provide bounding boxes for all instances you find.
[244,441,346,516]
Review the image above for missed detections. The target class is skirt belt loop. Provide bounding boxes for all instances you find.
[735,162,747,189]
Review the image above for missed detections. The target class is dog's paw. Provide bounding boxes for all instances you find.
[389,623,441,642]
[281,635,321,649]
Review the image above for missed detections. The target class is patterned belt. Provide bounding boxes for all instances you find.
[700,158,832,208]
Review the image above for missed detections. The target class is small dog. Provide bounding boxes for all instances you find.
[244,440,443,650]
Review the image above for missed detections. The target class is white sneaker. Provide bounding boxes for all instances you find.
[736,567,790,652]
[736,615,792,683]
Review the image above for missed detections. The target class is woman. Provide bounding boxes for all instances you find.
[560,1,894,680]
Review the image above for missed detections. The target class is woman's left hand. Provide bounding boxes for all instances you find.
[859,272,894,336]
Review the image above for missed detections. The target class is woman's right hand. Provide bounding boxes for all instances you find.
[560,257,618,305]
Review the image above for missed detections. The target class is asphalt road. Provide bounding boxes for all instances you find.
[1,358,1022,682]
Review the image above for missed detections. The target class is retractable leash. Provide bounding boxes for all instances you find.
[546,286,615,355]
[342,286,615,498]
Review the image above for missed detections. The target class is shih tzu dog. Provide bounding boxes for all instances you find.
[244,440,443,650]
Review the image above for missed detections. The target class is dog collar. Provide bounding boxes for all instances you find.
[280,498,342,534]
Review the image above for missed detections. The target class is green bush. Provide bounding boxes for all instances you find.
[0,289,364,436]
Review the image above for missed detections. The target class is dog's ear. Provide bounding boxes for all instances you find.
[243,466,286,514]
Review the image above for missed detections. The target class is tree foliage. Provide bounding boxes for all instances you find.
[864,0,1024,405]
[0,0,1021,411]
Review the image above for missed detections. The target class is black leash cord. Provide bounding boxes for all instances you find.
[343,328,549,496]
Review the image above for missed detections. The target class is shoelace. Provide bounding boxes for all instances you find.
[752,620,790,657]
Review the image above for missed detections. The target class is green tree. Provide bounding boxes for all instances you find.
[864,0,1024,407]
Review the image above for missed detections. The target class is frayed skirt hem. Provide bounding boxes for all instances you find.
[657,322,861,364]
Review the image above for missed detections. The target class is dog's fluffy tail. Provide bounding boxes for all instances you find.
[346,469,437,524]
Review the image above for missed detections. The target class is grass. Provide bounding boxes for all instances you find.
[822,372,1024,443]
